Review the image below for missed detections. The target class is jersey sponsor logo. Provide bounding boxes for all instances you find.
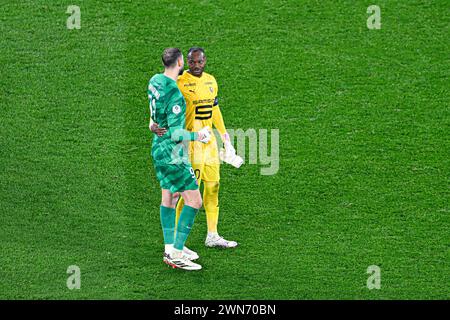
[183,83,196,87]
[193,98,215,105]
[204,81,213,85]
[172,105,181,114]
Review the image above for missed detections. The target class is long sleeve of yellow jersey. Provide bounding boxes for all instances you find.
[211,76,227,137]
[212,105,227,136]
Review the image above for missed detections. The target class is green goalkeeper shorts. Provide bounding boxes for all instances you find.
[154,162,199,193]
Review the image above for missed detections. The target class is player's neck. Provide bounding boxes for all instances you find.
[163,69,179,82]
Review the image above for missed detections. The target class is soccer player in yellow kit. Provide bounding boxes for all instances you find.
[152,47,238,252]
[178,47,238,249]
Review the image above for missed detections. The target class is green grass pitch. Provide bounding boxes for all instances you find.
[0,0,448,299]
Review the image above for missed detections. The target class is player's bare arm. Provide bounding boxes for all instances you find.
[149,120,167,137]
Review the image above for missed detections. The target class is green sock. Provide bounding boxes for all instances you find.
[174,205,199,250]
[160,206,175,244]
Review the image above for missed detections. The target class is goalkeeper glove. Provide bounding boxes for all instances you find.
[197,126,211,143]
[220,135,243,168]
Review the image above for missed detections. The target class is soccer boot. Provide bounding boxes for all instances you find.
[183,246,199,261]
[205,234,238,248]
[163,252,202,271]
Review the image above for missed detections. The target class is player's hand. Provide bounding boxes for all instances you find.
[197,126,211,143]
[150,122,167,137]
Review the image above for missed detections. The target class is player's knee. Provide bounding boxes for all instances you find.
[203,182,219,206]
[193,197,203,209]
[186,195,202,209]
[161,192,180,208]
[204,181,219,196]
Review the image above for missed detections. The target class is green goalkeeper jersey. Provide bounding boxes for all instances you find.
[148,73,197,165]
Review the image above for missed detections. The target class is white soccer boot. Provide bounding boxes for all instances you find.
[183,246,199,261]
[205,233,238,248]
[164,245,199,261]
[163,250,202,271]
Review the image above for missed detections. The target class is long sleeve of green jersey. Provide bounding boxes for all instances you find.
[166,89,198,142]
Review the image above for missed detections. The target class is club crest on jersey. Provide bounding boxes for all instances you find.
[209,87,214,93]
[172,105,181,114]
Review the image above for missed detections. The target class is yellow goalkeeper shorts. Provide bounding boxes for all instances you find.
[189,139,220,182]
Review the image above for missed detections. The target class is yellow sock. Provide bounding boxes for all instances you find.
[203,181,220,233]
[175,196,184,231]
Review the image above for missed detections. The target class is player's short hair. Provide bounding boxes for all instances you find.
[187,47,205,59]
[162,48,182,67]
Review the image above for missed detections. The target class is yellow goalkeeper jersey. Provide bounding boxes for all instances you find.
[177,70,221,135]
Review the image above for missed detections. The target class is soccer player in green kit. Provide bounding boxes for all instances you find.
[148,48,211,271]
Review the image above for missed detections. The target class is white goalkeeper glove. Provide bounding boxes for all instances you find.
[197,126,211,144]
[219,134,243,168]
